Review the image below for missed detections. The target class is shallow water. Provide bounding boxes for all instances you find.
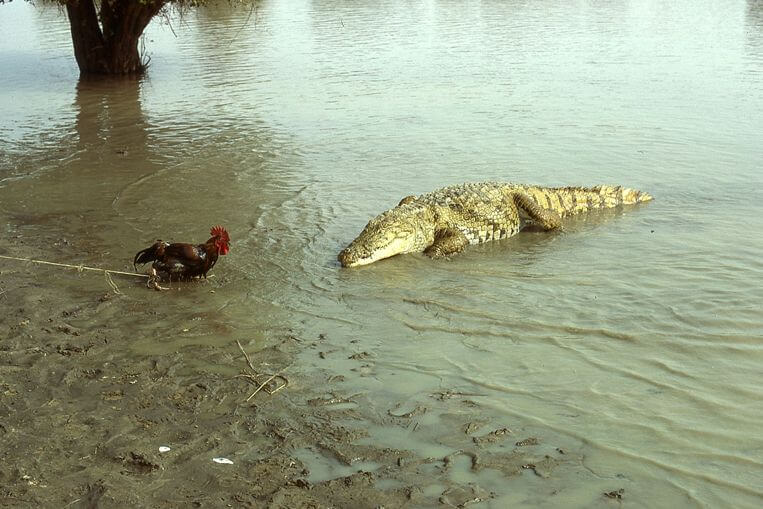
[1,0,762,507]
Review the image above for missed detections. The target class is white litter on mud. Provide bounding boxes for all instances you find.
[213,457,234,464]
[158,446,171,453]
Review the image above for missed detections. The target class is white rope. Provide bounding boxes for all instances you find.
[0,254,148,278]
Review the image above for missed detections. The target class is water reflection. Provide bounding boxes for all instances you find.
[74,77,152,162]
[746,0,763,54]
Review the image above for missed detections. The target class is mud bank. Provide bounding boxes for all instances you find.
[1,236,593,509]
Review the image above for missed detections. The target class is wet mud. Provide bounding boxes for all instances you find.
[1,236,590,508]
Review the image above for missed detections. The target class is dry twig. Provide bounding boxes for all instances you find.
[236,339,256,371]
[234,340,289,401]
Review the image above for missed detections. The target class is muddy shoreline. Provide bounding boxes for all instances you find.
[1,235,582,509]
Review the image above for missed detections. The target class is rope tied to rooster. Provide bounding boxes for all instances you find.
[0,254,154,293]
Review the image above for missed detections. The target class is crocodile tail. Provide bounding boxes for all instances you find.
[607,185,652,205]
[564,185,652,214]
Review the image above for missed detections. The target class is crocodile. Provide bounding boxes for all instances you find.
[338,182,652,267]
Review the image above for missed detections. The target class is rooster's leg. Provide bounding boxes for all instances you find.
[147,267,169,291]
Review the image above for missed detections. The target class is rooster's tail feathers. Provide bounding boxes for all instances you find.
[134,243,160,270]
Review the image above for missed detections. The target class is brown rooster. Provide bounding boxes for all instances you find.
[134,226,230,288]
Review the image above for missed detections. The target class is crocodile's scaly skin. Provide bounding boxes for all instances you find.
[338,182,652,267]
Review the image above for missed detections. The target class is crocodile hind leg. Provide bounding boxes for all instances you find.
[512,192,563,230]
[424,228,470,258]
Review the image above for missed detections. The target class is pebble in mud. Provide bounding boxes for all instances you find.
[515,437,540,447]
[472,427,512,446]
[439,484,492,507]
[604,488,625,500]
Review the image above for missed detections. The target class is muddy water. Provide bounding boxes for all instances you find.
[2,0,762,507]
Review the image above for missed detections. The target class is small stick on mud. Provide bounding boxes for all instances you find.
[236,339,257,372]
[234,340,289,401]
[246,373,280,402]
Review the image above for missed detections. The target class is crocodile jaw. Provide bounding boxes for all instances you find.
[339,236,415,267]
[338,211,425,267]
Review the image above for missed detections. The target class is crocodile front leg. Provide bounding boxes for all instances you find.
[512,192,563,230]
[424,228,470,258]
[397,195,418,206]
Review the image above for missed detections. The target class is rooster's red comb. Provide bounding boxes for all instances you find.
[210,225,230,242]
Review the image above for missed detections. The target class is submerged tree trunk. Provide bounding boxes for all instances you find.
[65,0,167,75]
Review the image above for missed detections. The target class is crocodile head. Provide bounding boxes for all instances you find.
[338,207,432,267]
